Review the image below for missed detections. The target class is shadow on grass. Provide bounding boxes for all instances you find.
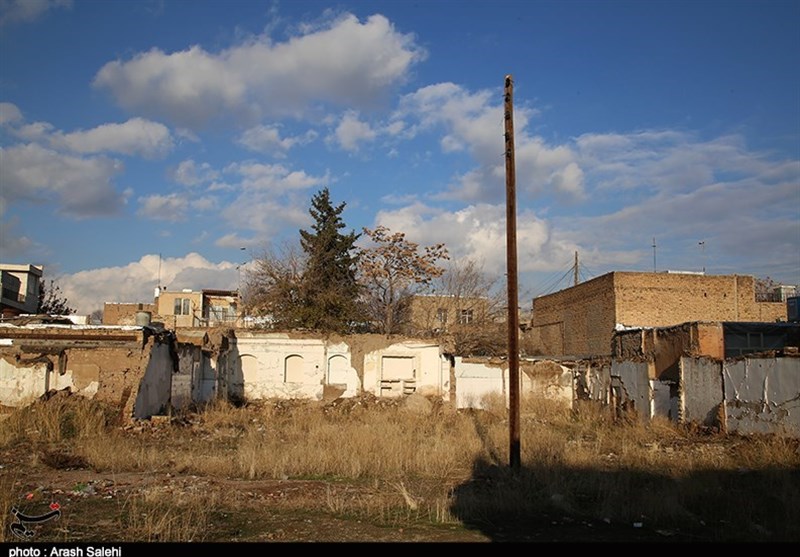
[448,457,800,543]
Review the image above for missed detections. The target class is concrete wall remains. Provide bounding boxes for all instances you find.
[610,360,650,423]
[680,356,724,429]
[723,356,800,437]
[453,357,573,410]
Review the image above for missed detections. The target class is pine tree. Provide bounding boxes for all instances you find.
[297,188,362,332]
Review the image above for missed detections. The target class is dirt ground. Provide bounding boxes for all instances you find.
[2,443,707,544]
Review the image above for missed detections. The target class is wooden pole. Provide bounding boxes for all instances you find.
[504,75,521,471]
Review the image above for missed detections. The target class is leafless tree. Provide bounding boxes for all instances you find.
[357,226,449,335]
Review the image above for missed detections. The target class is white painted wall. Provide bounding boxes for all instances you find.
[454,358,505,409]
[232,334,327,401]
[363,341,445,398]
[133,342,173,419]
[325,342,360,397]
[453,358,573,410]
[0,358,99,407]
[0,359,49,406]
[724,357,800,437]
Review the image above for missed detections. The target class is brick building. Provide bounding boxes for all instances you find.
[529,271,788,357]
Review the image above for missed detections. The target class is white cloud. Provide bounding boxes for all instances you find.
[224,162,328,192]
[58,253,238,314]
[221,194,309,235]
[93,13,426,130]
[371,202,576,274]
[4,113,173,157]
[0,102,23,124]
[237,124,317,156]
[49,118,173,158]
[330,110,377,152]
[172,159,219,186]
[541,131,800,279]
[190,196,218,212]
[0,143,124,217]
[0,0,71,26]
[215,233,261,250]
[397,82,584,203]
[14,121,55,141]
[136,193,187,222]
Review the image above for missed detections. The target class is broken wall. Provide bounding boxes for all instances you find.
[610,360,650,422]
[132,340,173,419]
[362,340,446,398]
[573,359,611,404]
[453,357,575,410]
[232,333,326,401]
[723,356,800,437]
[680,356,724,429]
[0,324,174,420]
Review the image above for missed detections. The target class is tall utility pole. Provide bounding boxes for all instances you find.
[503,75,520,471]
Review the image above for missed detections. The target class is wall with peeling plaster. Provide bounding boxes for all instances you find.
[0,324,175,420]
[724,357,800,437]
[611,360,651,423]
[680,356,724,428]
[132,341,173,419]
[362,341,446,399]
[453,357,573,410]
[232,333,327,401]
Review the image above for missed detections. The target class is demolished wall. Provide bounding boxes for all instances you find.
[724,356,800,437]
[0,323,175,420]
[453,357,574,410]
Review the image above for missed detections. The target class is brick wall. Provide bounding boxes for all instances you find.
[614,273,785,326]
[103,302,157,325]
[532,272,788,357]
[531,273,616,356]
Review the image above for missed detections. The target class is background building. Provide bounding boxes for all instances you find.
[528,271,789,357]
[0,264,43,318]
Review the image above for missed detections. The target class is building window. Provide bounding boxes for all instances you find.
[436,308,448,325]
[174,298,191,315]
[459,309,473,325]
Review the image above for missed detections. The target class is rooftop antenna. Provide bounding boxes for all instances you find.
[699,241,706,273]
[652,238,657,273]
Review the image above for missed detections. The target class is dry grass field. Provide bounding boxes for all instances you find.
[1,390,798,543]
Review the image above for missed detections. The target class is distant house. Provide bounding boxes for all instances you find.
[528,271,789,357]
[406,294,494,335]
[0,263,43,318]
[104,287,240,328]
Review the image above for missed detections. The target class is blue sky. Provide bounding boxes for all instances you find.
[1,0,798,315]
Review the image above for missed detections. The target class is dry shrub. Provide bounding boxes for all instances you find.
[0,392,115,447]
[0,471,16,542]
[119,488,215,541]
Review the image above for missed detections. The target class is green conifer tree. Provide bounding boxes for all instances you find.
[297,188,362,332]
